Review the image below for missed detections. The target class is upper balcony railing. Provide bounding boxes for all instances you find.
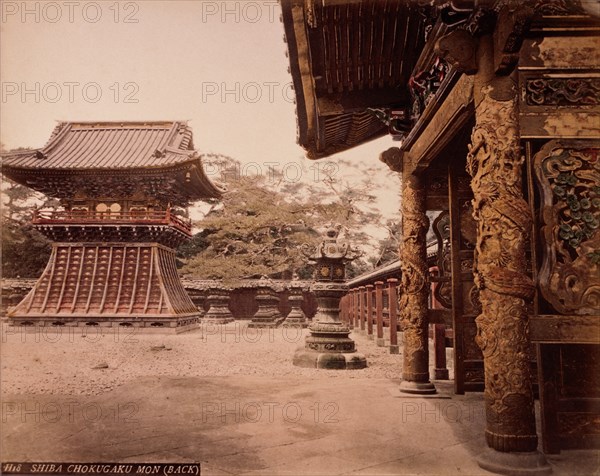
[32,209,193,235]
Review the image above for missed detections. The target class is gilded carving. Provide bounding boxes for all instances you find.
[399,174,431,383]
[534,140,600,315]
[467,64,538,451]
[460,200,477,248]
[468,284,483,314]
[526,78,600,106]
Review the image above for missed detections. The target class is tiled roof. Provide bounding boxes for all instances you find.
[2,121,198,170]
[281,0,427,159]
[1,121,224,201]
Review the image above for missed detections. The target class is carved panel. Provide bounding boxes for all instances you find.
[459,199,477,249]
[425,168,450,197]
[465,368,485,383]
[530,0,586,16]
[463,284,482,315]
[464,325,484,360]
[558,413,600,436]
[432,211,452,309]
[526,78,600,106]
[559,344,600,397]
[409,56,450,122]
[534,140,600,315]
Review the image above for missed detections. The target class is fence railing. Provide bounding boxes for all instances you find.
[32,209,193,235]
[340,279,400,352]
[341,276,450,377]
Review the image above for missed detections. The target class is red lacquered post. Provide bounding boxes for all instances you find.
[359,286,366,332]
[375,281,384,347]
[387,278,399,354]
[366,284,374,339]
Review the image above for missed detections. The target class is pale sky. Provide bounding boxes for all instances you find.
[1,1,401,224]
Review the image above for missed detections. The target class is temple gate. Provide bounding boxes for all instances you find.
[2,121,222,332]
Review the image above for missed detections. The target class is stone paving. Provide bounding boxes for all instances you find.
[1,322,598,475]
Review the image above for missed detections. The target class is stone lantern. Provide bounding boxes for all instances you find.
[293,225,367,369]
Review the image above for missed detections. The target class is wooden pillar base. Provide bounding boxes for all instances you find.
[477,448,551,476]
[399,380,437,395]
[434,368,450,380]
[434,324,449,380]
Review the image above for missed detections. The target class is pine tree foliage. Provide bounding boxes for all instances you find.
[180,155,392,281]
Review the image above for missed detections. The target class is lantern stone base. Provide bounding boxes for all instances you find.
[293,349,367,369]
[476,448,551,476]
[293,322,367,369]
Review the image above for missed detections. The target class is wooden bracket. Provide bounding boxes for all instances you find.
[493,3,534,75]
[435,29,479,75]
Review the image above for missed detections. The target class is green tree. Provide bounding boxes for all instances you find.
[1,181,53,278]
[1,144,60,278]
[180,172,321,281]
[180,155,395,281]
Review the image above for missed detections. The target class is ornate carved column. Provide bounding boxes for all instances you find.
[469,33,536,450]
[465,32,549,474]
[398,173,436,395]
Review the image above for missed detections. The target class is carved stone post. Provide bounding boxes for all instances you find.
[398,173,436,395]
[467,33,549,474]
[248,284,284,328]
[282,285,308,328]
[203,287,235,324]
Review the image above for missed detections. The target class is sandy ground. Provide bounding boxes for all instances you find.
[3,321,598,476]
[1,322,432,396]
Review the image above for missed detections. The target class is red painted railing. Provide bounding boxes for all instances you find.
[340,278,400,353]
[341,275,450,377]
[32,209,193,235]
